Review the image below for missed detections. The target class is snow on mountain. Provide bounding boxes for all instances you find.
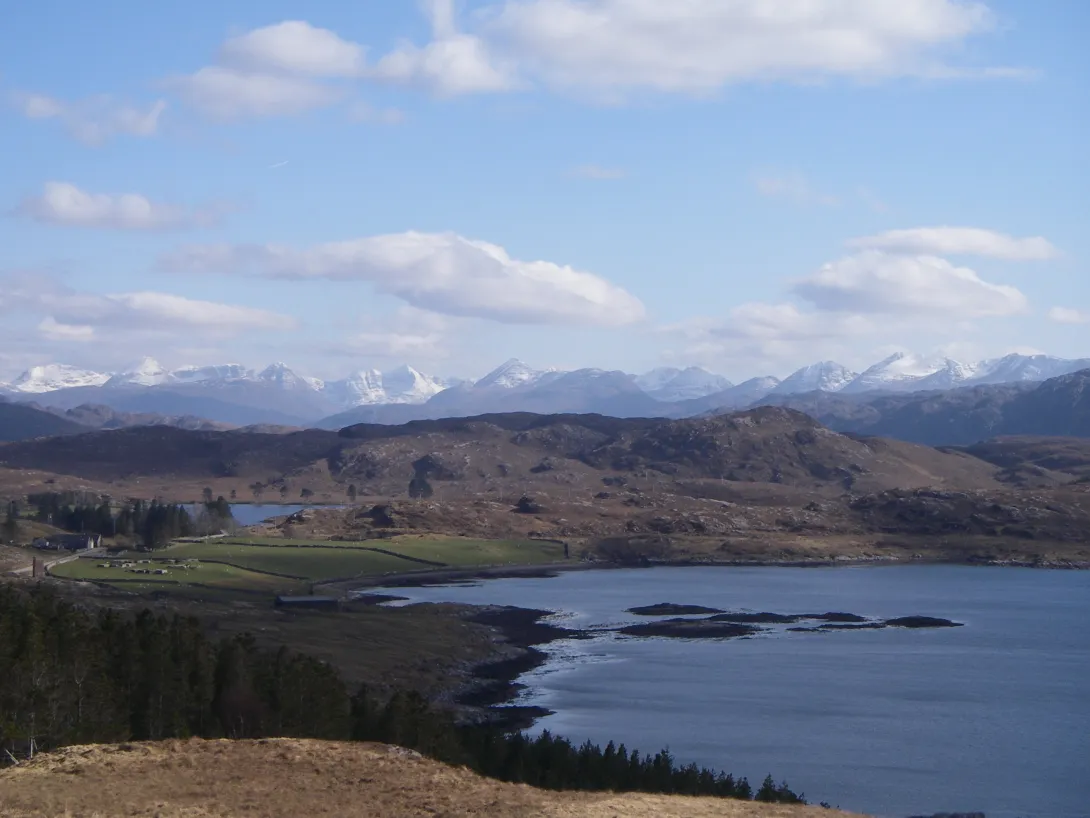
[635,367,682,393]
[841,353,970,394]
[969,353,1090,386]
[640,367,733,401]
[770,361,857,395]
[326,370,385,406]
[382,365,448,403]
[324,366,447,407]
[257,363,321,392]
[105,357,173,388]
[912,359,982,391]
[171,364,253,384]
[12,364,110,393]
[474,359,557,390]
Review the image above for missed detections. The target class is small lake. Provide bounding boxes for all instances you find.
[186,503,346,527]
[388,565,1090,818]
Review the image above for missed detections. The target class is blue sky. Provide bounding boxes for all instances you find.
[1,0,1086,383]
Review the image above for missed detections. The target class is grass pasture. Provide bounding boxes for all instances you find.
[160,542,424,582]
[49,558,302,595]
[48,535,568,599]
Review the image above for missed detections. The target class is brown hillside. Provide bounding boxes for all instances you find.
[0,739,864,818]
[959,436,1090,482]
[0,408,1001,497]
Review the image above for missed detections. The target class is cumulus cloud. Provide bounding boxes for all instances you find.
[10,92,166,145]
[475,0,1017,98]
[794,251,1028,317]
[1048,307,1090,325]
[848,226,1059,260]
[0,273,296,340]
[371,0,517,95]
[161,231,645,327]
[218,20,366,76]
[752,172,838,206]
[37,316,95,341]
[16,182,223,231]
[164,66,344,119]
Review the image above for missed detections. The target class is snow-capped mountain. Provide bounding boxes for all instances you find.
[474,359,556,390]
[841,353,965,394]
[11,364,111,393]
[637,367,732,401]
[105,357,174,388]
[770,362,857,395]
[325,366,447,407]
[5,352,1089,429]
[171,364,253,384]
[911,359,982,391]
[969,353,1090,386]
[258,363,320,392]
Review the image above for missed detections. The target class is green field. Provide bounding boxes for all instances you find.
[50,558,303,594]
[49,535,567,598]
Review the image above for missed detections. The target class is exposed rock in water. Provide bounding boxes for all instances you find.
[618,618,760,639]
[627,603,726,616]
[805,612,869,623]
[885,616,963,628]
[709,612,801,624]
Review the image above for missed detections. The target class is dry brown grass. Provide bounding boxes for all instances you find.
[0,739,866,818]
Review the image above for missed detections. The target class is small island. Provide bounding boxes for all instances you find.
[626,602,726,616]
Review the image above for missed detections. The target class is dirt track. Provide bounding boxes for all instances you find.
[0,739,866,818]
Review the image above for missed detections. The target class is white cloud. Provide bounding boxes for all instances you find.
[219,20,366,77]
[1048,307,1090,325]
[161,231,645,327]
[10,92,166,145]
[794,251,1028,317]
[16,182,222,231]
[753,172,838,206]
[848,226,1059,260]
[343,329,449,359]
[661,303,875,374]
[37,316,95,342]
[477,0,1016,98]
[570,165,627,180]
[372,0,517,95]
[105,292,293,332]
[164,66,343,119]
[0,273,296,339]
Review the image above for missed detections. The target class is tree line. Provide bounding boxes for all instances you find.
[0,586,806,804]
[22,493,235,548]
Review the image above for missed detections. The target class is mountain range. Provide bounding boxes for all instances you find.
[1,352,1088,429]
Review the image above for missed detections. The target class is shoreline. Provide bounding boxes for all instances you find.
[328,551,1089,597]
[361,556,1088,731]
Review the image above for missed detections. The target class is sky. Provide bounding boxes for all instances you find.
[0,0,1087,384]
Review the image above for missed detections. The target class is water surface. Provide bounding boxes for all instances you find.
[184,503,346,527]
[390,565,1089,818]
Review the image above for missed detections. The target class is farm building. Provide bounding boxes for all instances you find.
[275,595,340,611]
[32,533,102,551]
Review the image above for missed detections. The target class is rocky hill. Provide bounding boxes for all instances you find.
[0,400,90,442]
[0,407,998,495]
[0,739,861,818]
[755,369,1090,446]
